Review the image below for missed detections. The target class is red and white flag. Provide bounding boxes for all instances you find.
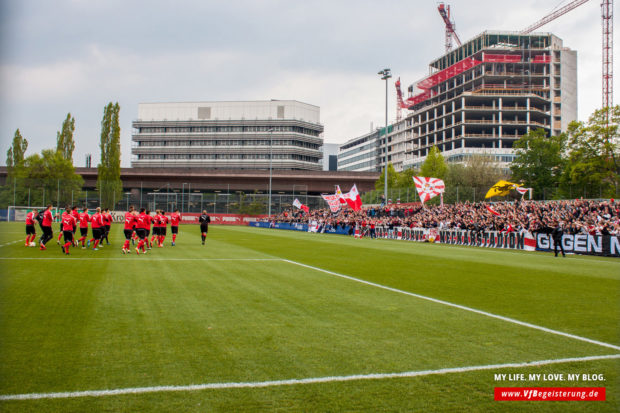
[516,187,530,195]
[335,185,347,204]
[485,204,501,216]
[413,176,445,203]
[342,184,363,211]
[321,194,341,213]
[293,198,309,213]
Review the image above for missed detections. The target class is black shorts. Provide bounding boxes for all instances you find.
[42,225,53,236]
[80,227,88,237]
[146,229,150,237]
[200,224,209,233]
[124,229,133,240]
[105,225,111,233]
[26,225,36,235]
[92,228,102,239]
[160,227,167,236]
[171,226,178,234]
[136,228,147,240]
[63,230,73,242]
[153,227,160,236]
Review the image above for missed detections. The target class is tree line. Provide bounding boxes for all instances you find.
[2,103,123,208]
[369,105,620,204]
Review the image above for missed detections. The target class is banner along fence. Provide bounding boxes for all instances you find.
[251,222,620,258]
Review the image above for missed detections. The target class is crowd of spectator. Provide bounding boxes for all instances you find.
[265,199,620,236]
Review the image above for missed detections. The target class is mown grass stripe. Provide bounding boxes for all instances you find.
[283,259,620,352]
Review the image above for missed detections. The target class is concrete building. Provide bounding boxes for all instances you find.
[387,31,576,171]
[321,143,340,171]
[132,100,324,170]
[337,129,382,172]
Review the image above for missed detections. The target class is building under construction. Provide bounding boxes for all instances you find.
[388,31,578,171]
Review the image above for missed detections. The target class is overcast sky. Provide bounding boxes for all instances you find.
[0,0,613,167]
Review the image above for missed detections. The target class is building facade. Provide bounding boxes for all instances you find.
[337,129,382,172]
[381,32,576,172]
[132,100,324,170]
[321,143,340,171]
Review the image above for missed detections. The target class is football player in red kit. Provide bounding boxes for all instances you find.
[25,209,38,246]
[122,206,137,254]
[158,211,169,247]
[39,205,54,250]
[170,209,180,246]
[77,207,90,248]
[135,208,149,254]
[88,207,104,250]
[60,206,77,255]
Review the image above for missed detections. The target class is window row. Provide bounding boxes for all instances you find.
[137,154,320,162]
[137,125,321,136]
[136,140,321,150]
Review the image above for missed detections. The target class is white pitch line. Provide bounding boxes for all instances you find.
[0,257,280,261]
[1,354,618,401]
[0,240,23,248]
[283,259,620,352]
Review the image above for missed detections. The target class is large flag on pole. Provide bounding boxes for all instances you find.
[413,176,445,203]
[342,184,363,211]
[485,180,521,198]
[293,198,309,213]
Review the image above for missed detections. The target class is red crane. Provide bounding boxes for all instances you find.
[437,3,461,53]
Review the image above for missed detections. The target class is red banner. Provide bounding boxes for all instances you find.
[179,213,268,225]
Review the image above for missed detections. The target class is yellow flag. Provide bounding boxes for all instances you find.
[485,180,521,198]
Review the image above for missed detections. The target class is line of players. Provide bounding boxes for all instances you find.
[122,206,181,254]
[25,204,181,255]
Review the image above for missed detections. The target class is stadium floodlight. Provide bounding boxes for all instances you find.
[378,68,391,205]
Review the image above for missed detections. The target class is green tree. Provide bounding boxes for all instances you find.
[56,113,76,162]
[510,128,565,199]
[396,167,417,191]
[97,102,123,208]
[0,149,83,208]
[442,154,506,203]
[420,146,447,180]
[559,106,620,198]
[6,129,28,171]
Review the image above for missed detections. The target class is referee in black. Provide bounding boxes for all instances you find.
[199,210,210,245]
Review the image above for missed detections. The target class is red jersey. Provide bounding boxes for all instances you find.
[160,215,169,226]
[61,212,77,231]
[153,214,161,227]
[79,212,90,228]
[72,209,80,223]
[137,213,149,230]
[124,212,136,230]
[170,212,180,226]
[42,210,53,226]
[91,213,103,229]
[26,211,36,225]
[103,213,112,226]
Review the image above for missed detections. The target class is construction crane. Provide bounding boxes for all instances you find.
[437,3,461,53]
[396,1,613,120]
[520,0,613,117]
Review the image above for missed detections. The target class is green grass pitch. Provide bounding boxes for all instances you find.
[0,222,618,412]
